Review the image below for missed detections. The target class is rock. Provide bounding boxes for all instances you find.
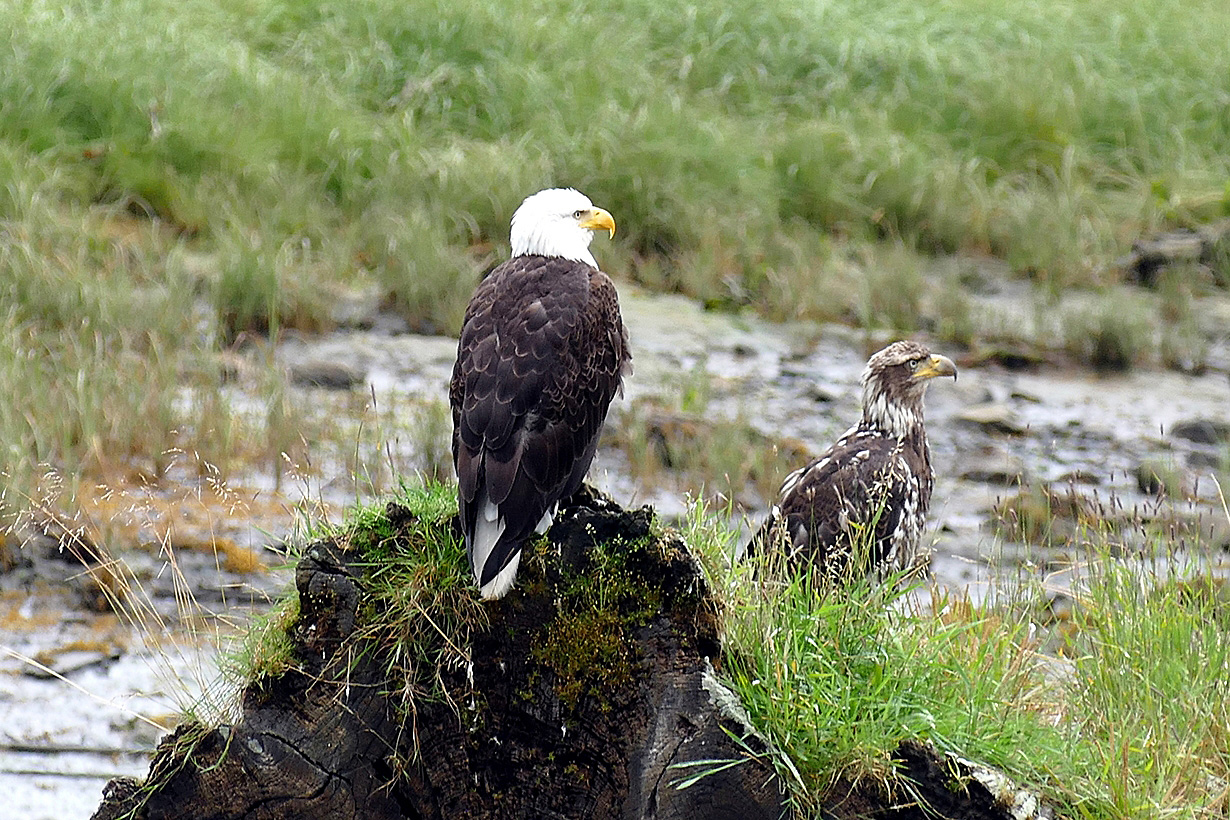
[1121,220,1230,288]
[328,287,383,329]
[948,380,996,406]
[216,350,249,383]
[1124,232,1206,287]
[288,360,367,390]
[969,344,1048,371]
[1170,418,1230,445]
[805,382,841,403]
[956,403,1027,436]
[1187,450,1225,470]
[1057,469,1102,485]
[992,485,1098,546]
[1,531,28,573]
[960,452,1027,486]
[26,647,122,679]
[2,514,120,612]
[955,263,1003,296]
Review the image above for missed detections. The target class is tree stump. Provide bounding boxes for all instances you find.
[91,490,788,820]
[91,489,1053,820]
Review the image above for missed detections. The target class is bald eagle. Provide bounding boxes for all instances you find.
[450,188,630,600]
[754,340,956,578]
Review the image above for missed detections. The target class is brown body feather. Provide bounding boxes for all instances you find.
[754,340,954,578]
[450,255,629,592]
[759,421,932,576]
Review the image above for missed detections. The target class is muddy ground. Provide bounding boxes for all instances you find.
[3,263,1230,817]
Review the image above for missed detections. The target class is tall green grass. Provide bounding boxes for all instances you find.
[0,184,219,501]
[688,499,1230,818]
[1067,561,1230,816]
[5,0,1230,505]
[6,0,1230,317]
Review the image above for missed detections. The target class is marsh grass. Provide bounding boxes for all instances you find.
[851,243,928,334]
[688,491,1230,818]
[1,456,312,736]
[8,0,1230,316]
[6,0,1230,505]
[1157,265,1212,372]
[1064,558,1230,816]
[1062,289,1156,371]
[281,387,454,500]
[0,199,229,509]
[992,475,1214,554]
[213,235,337,346]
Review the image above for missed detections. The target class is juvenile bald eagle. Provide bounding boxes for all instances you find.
[755,340,956,578]
[450,188,630,600]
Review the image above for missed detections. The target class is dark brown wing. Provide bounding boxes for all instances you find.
[450,255,629,589]
[756,427,911,575]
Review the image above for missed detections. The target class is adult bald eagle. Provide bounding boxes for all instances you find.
[754,340,956,578]
[450,188,630,600]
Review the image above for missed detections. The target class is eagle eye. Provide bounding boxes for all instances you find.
[907,358,922,370]
[572,209,586,219]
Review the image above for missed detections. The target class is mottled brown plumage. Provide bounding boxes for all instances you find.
[451,189,630,599]
[754,340,956,578]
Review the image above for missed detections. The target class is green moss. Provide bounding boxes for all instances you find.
[525,526,663,711]
[341,480,457,555]
[232,591,301,689]
[339,503,399,555]
[532,609,634,710]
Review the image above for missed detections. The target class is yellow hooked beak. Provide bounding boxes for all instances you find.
[914,354,958,382]
[579,207,616,240]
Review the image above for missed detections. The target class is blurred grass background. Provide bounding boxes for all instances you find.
[3,0,1229,508]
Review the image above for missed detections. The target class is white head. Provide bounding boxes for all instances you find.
[509,188,616,268]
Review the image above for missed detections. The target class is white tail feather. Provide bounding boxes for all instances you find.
[483,499,500,522]
[534,507,554,535]
[470,497,507,593]
[479,550,521,600]
[470,498,550,601]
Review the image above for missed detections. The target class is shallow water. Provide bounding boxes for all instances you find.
[0,618,226,819]
[4,276,1229,815]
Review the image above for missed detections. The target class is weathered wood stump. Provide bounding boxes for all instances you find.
[823,741,1052,819]
[91,491,788,820]
[91,489,1052,820]
[91,538,407,819]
